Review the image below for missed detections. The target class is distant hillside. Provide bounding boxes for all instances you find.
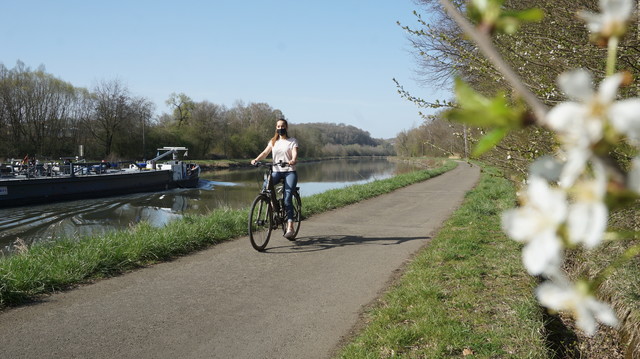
[292,123,382,147]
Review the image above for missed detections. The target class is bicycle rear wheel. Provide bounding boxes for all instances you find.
[248,195,273,251]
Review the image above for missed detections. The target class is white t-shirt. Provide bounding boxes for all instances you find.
[270,137,298,172]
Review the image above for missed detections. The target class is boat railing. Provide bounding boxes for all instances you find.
[2,148,192,179]
[2,160,137,179]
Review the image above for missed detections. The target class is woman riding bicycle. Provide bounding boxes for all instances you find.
[251,116,299,239]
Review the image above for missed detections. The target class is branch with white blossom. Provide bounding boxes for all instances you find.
[437,0,549,122]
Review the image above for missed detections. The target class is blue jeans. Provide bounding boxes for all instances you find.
[271,171,298,222]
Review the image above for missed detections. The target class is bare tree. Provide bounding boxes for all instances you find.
[86,79,132,157]
[116,96,155,159]
[0,61,79,158]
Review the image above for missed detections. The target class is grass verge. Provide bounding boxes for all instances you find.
[335,165,548,358]
[563,231,640,357]
[0,159,457,308]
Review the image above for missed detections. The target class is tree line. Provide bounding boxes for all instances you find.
[0,61,393,162]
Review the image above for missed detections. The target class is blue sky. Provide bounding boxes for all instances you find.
[3,0,449,139]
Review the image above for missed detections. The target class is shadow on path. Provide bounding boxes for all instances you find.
[263,234,431,253]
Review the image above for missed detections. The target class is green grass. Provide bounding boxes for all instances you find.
[335,166,548,358]
[0,159,457,308]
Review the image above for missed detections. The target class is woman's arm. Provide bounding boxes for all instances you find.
[289,146,298,166]
[251,144,272,165]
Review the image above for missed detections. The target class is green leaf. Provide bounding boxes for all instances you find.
[496,8,543,34]
[445,78,528,156]
[453,77,491,108]
[468,0,543,34]
[508,8,544,22]
[472,127,509,157]
[444,78,524,128]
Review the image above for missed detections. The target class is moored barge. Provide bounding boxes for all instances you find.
[0,147,200,208]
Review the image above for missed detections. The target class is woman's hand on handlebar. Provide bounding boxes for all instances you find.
[251,160,293,167]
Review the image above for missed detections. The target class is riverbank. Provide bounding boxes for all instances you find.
[0,158,456,308]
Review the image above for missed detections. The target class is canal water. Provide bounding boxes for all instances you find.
[0,158,420,252]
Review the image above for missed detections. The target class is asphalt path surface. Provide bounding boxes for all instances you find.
[0,162,480,359]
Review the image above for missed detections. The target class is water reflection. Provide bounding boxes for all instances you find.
[0,158,419,252]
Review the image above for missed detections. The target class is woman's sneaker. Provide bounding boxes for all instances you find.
[284,230,296,240]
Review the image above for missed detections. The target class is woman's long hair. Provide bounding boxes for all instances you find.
[270,119,288,146]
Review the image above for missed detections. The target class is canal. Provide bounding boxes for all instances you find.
[0,158,420,252]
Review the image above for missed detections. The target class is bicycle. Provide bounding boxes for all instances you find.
[248,161,302,251]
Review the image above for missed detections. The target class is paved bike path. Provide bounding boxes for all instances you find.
[0,162,480,359]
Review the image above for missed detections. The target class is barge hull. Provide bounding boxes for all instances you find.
[0,170,195,208]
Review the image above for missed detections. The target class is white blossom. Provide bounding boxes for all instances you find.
[521,232,563,276]
[471,0,488,11]
[628,157,640,193]
[566,160,608,248]
[502,176,566,275]
[537,279,618,336]
[529,156,563,182]
[545,69,640,186]
[608,98,640,145]
[577,0,634,39]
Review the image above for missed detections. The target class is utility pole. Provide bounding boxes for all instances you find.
[463,125,469,159]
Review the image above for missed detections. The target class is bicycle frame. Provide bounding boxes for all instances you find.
[261,165,279,215]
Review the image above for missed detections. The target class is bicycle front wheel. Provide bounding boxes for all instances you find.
[248,195,273,251]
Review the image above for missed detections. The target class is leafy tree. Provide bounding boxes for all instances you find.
[165,92,195,128]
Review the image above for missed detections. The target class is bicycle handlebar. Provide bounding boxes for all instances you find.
[253,161,290,168]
